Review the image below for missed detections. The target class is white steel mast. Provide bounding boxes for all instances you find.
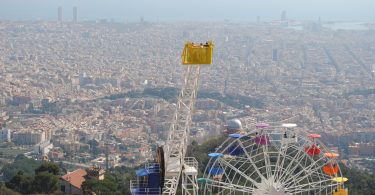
[163,41,214,195]
[163,65,201,194]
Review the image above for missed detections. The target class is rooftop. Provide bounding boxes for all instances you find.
[61,168,87,189]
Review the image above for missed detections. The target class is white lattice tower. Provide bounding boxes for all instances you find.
[163,65,200,195]
[163,65,201,195]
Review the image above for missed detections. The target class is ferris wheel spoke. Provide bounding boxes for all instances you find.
[285,177,336,193]
[208,180,256,194]
[227,159,259,180]
[314,182,336,195]
[277,145,306,182]
[282,140,327,182]
[262,145,273,179]
[272,141,290,182]
[274,146,312,184]
[284,171,331,190]
[283,154,327,186]
[278,145,310,174]
[285,171,335,191]
[221,157,255,187]
[285,167,331,189]
[237,140,267,181]
[280,154,311,183]
[218,158,260,187]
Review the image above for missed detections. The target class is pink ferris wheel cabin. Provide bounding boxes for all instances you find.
[255,123,269,129]
[308,134,321,139]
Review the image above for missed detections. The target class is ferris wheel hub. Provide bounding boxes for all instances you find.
[267,186,288,195]
[255,176,287,195]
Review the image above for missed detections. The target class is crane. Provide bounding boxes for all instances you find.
[131,41,214,195]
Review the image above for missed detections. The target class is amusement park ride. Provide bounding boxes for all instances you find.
[130,42,349,195]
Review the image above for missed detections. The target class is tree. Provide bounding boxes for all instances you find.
[339,163,375,195]
[5,171,33,195]
[32,171,59,194]
[88,139,101,157]
[14,154,27,161]
[2,157,40,181]
[0,183,20,195]
[187,135,226,175]
[82,173,119,195]
[35,162,60,175]
[5,162,61,195]
[110,166,136,195]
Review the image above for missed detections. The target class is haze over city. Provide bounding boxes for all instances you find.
[1,0,375,21]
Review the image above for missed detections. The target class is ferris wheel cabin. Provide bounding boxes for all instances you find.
[182,41,214,65]
[304,133,322,156]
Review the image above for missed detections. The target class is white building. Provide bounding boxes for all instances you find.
[91,154,120,168]
[13,131,46,145]
[0,129,11,142]
[34,140,53,155]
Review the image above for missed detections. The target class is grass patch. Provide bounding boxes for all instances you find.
[0,148,29,159]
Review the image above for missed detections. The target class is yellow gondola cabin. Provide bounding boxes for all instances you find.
[182,41,214,65]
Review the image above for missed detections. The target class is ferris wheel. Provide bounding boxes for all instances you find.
[199,122,348,195]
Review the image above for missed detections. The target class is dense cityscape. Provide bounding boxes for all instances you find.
[0,7,375,194]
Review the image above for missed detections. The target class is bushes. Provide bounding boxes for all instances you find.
[340,163,375,195]
[5,162,61,195]
[2,155,41,181]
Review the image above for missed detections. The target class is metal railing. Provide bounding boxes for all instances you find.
[184,157,198,170]
[130,162,162,195]
[130,180,161,195]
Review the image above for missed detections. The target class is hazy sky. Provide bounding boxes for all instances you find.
[0,0,374,22]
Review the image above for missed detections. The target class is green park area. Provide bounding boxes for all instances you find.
[0,148,29,159]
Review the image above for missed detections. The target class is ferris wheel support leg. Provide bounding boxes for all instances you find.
[163,178,179,195]
[182,157,199,195]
